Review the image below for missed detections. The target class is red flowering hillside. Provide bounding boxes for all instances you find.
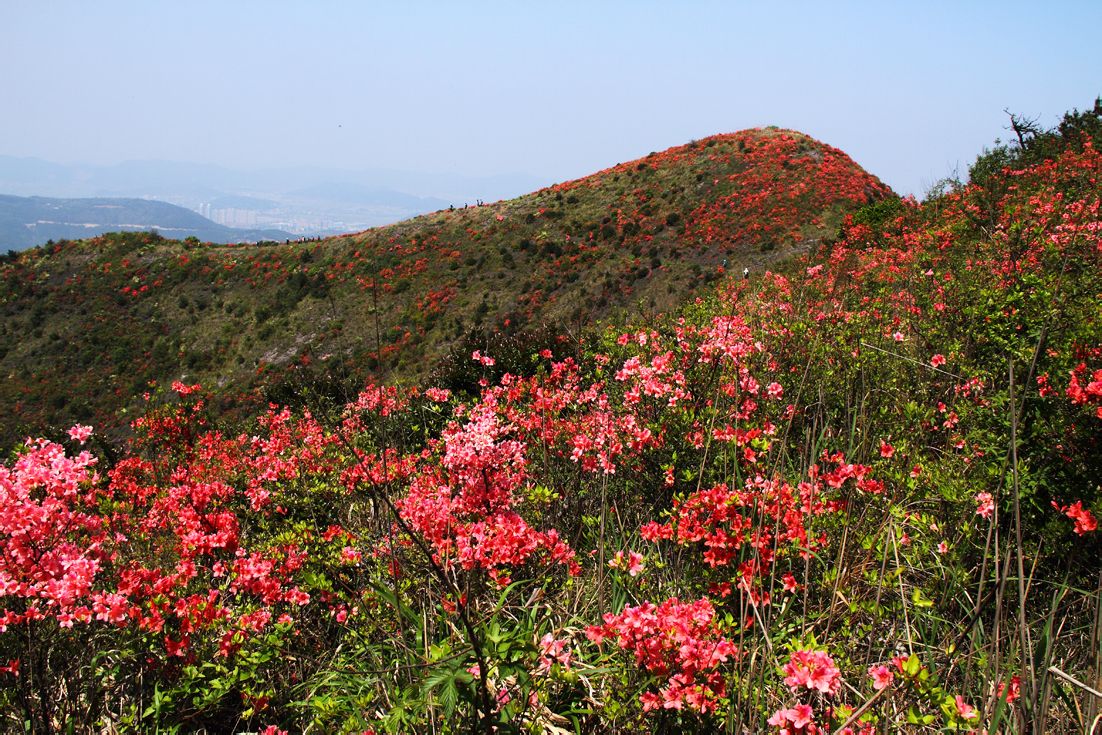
[2,101,1099,733]
[0,128,889,449]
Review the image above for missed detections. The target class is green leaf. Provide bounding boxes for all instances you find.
[367,580,420,626]
[422,668,461,717]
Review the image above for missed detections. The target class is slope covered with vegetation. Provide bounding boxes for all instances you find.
[0,103,1100,733]
[0,128,890,450]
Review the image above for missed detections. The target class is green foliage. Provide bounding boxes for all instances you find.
[433,325,577,399]
[847,195,905,231]
[969,96,1102,188]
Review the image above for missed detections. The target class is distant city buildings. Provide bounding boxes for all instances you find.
[195,202,334,235]
[190,197,436,237]
[210,207,260,229]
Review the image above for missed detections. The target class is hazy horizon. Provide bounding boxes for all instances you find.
[3,1,1100,199]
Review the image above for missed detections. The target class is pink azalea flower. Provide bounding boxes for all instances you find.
[67,424,93,444]
[609,550,645,576]
[975,492,994,519]
[171,380,201,395]
[768,703,816,731]
[470,350,495,367]
[536,632,572,673]
[423,387,451,402]
[868,664,893,691]
[954,695,978,720]
[783,649,841,695]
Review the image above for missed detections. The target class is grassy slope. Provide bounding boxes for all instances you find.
[0,128,891,448]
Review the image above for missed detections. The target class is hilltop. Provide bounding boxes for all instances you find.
[0,127,891,448]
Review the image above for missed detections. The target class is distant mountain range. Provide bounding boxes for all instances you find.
[0,195,293,250]
[0,155,547,238]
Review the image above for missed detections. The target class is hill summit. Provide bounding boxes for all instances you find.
[0,128,891,446]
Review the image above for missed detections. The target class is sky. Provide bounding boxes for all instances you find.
[2,1,1100,198]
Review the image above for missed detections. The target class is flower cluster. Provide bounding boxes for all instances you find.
[1052,500,1098,536]
[396,393,579,577]
[0,437,104,628]
[767,704,819,734]
[536,632,573,674]
[782,649,842,696]
[586,597,736,713]
[1067,363,1102,418]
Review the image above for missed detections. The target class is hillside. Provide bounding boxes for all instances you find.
[0,127,891,449]
[0,104,1098,734]
[0,194,293,251]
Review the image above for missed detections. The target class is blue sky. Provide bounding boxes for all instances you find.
[2,1,1099,196]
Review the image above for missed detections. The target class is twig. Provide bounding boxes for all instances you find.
[832,685,887,735]
[1009,360,1036,720]
[1048,666,1102,700]
[858,341,965,380]
[890,524,914,655]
